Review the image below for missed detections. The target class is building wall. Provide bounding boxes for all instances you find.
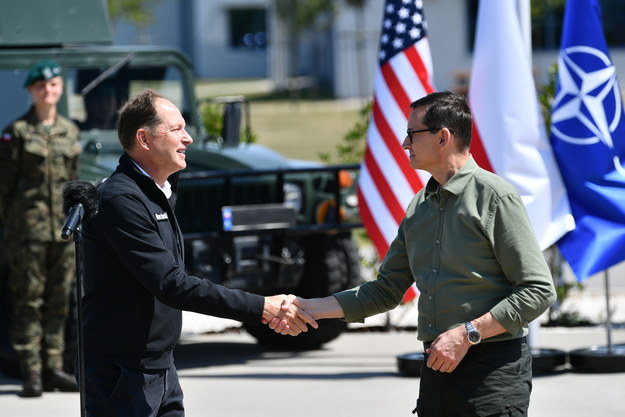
[191,0,269,79]
[109,0,625,99]
[111,0,269,80]
[332,0,625,98]
[331,0,476,98]
[332,0,384,99]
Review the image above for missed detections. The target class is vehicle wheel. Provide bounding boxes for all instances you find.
[244,234,362,349]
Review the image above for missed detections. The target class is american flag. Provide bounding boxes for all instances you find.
[358,0,435,302]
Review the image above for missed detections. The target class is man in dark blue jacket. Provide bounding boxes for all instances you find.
[81,89,316,417]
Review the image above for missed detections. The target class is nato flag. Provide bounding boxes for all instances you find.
[550,0,625,281]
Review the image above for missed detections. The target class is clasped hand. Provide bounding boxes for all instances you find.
[262,294,318,336]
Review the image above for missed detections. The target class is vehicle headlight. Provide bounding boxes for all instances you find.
[283,182,302,213]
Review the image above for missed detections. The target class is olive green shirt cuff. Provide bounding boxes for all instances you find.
[333,290,367,323]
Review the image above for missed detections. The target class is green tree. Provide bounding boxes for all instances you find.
[273,0,337,96]
[319,100,370,164]
[107,0,165,28]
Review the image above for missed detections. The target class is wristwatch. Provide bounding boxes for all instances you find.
[465,321,481,345]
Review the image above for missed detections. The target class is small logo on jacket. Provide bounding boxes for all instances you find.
[155,212,169,221]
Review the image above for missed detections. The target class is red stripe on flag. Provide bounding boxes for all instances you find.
[357,187,390,258]
[371,100,421,193]
[469,122,494,172]
[381,63,412,118]
[404,45,435,94]
[402,284,418,303]
[359,1,435,304]
[364,147,405,225]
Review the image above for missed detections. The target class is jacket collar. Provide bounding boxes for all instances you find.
[117,152,180,208]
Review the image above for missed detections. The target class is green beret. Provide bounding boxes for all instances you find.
[23,60,62,88]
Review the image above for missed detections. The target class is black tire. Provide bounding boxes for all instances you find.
[244,234,362,349]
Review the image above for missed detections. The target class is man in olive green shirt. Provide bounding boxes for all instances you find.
[282,91,556,417]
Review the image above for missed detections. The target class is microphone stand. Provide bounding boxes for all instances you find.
[62,209,86,417]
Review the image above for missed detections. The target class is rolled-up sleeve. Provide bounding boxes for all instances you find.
[487,193,556,335]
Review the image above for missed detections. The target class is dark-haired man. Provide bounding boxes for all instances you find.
[288,91,555,417]
[82,89,316,416]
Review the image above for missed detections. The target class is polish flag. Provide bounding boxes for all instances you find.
[468,0,574,250]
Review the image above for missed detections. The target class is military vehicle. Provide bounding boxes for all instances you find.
[0,0,363,374]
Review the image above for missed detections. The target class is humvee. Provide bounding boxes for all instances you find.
[0,0,363,375]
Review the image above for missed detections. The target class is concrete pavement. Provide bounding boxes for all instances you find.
[1,326,624,417]
[2,264,623,415]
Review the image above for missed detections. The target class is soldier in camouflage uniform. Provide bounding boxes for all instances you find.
[0,60,81,397]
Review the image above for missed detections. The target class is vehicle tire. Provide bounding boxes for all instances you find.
[244,233,362,349]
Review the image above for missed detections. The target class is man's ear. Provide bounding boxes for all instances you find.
[137,129,150,150]
[438,127,452,147]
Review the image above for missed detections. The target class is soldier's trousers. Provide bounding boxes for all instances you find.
[7,241,75,372]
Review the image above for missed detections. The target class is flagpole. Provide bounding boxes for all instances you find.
[604,270,613,353]
[516,0,542,351]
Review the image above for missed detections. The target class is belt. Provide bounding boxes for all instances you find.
[423,336,526,351]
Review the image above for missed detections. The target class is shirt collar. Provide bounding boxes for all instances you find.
[130,159,173,199]
[425,155,478,198]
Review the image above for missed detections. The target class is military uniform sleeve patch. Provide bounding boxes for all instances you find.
[2,132,12,143]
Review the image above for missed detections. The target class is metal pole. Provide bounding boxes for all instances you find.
[73,227,86,417]
[604,269,613,353]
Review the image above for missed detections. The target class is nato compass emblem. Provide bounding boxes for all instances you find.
[551,45,625,176]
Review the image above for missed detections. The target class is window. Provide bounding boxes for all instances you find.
[228,8,267,51]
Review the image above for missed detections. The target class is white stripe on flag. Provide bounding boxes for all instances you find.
[359,165,400,246]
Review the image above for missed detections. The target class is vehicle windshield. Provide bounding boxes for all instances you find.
[67,65,190,131]
[0,63,193,133]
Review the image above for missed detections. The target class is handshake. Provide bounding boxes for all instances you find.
[261,294,343,336]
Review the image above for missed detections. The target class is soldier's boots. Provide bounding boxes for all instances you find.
[42,368,79,392]
[20,370,43,398]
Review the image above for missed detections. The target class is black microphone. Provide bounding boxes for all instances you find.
[61,181,98,240]
[62,203,85,240]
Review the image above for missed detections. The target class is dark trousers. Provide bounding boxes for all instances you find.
[84,362,184,417]
[415,338,532,417]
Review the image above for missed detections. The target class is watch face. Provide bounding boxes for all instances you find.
[468,331,481,343]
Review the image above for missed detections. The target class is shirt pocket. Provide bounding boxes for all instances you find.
[23,135,48,158]
[52,138,81,179]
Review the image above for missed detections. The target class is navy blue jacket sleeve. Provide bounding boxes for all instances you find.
[96,191,264,324]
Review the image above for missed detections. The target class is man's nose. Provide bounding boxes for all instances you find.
[183,129,193,144]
